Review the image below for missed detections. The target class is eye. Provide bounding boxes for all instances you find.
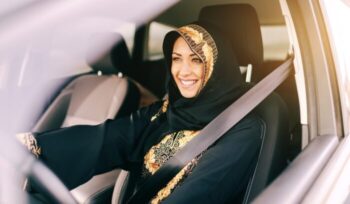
[192,57,203,64]
[172,56,181,62]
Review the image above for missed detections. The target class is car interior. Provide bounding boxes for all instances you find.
[26,0,301,203]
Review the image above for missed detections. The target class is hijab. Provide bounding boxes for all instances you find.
[162,21,246,132]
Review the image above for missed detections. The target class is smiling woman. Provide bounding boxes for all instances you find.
[171,37,205,98]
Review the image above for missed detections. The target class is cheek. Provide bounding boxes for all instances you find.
[171,64,177,79]
[171,62,183,78]
[193,64,204,79]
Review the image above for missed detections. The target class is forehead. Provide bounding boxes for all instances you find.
[172,37,195,55]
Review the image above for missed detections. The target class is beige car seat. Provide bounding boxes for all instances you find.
[32,35,156,203]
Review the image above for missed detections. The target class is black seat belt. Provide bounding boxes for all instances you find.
[127,56,294,204]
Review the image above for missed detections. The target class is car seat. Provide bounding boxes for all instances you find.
[199,3,301,160]
[199,4,291,202]
[32,34,141,204]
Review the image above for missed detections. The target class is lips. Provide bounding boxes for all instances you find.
[179,79,198,87]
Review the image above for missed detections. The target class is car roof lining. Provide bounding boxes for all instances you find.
[154,0,285,27]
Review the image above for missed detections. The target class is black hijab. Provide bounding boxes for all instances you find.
[162,21,247,132]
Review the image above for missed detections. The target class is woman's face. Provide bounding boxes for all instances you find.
[171,37,204,98]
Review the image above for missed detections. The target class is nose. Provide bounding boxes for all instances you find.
[179,60,191,75]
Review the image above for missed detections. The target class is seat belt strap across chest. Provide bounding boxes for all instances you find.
[127,56,294,204]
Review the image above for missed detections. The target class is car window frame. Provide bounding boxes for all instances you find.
[254,0,345,202]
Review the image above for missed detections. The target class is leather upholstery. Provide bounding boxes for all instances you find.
[246,93,289,203]
[199,4,263,67]
[110,37,132,75]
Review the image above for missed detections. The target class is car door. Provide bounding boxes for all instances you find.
[254,0,350,203]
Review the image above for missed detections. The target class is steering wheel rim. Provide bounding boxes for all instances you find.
[1,136,77,204]
[28,159,78,204]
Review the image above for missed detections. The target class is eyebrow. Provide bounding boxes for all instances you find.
[172,52,198,57]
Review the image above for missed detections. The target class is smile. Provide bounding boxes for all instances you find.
[179,79,198,87]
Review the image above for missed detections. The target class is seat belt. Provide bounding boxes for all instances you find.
[127,56,294,204]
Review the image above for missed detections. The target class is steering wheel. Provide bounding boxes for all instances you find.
[1,137,77,204]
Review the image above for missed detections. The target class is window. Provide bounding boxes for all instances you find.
[147,22,175,60]
[261,25,290,61]
[321,0,350,135]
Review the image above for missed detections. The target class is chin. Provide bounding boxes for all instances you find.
[179,90,197,98]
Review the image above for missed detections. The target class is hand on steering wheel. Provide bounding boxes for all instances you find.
[13,133,77,204]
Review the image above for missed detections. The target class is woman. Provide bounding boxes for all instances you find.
[19,21,263,203]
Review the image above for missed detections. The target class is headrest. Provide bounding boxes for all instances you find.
[199,4,263,66]
[110,36,132,75]
[91,33,131,75]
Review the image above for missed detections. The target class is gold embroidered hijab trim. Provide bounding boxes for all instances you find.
[150,156,201,204]
[143,130,200,204]
[150,97,169,122]
[144,130,199,174]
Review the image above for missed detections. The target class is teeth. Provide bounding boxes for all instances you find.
[180,79,197,86]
